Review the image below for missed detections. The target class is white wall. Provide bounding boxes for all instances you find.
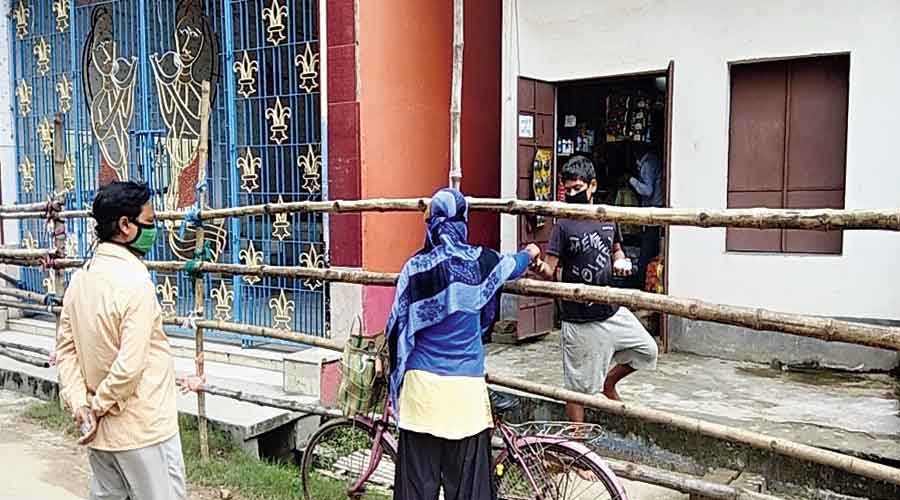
[0,0,19,246]
[503,0,900,319]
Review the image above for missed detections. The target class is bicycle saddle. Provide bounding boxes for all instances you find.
[488,389,520,415]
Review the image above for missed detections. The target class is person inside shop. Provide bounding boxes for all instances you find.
[383,188,540,500]
[629,145,663,289]
[531,156,658,421]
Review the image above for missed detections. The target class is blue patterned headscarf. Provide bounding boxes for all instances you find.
[385,189,518,411]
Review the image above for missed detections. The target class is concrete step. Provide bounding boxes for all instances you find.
[0,329,322,459]
[6,317,293,373]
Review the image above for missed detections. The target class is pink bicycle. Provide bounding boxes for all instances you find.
[300,389,628,500]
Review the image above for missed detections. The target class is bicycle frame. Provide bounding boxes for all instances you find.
[336,393,627,500]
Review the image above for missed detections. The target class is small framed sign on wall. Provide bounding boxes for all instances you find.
[518,114,534,138]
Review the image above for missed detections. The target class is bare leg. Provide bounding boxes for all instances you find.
[603,364,636,401]
[565,401,585,423]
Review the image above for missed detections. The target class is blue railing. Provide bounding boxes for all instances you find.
[10,0,327,345]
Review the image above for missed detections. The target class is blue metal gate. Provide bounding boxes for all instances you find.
[10,0,327,345]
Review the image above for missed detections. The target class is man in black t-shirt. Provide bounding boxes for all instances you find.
[533,156,658,423]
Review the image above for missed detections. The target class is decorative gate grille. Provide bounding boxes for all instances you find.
[9,0,327,345]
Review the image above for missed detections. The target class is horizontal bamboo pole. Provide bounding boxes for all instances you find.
[0,299,58,315]
[487,374,900,487]
[164,317,344,352]
[0,287,52,304]
[1,197,897,231]
[505,279,900,351]
[0,340,50,356]
[0,346,49,368]
[605,458,784,500]
[0,248,56,259]
[16,259,900,352]
[0,201,53,213]
[199,383,342,419]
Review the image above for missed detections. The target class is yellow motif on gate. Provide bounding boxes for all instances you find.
[16,80,32,116]
[272,196,291,241]
[56,75,73,113]
[43,274,56,294]
[38,118,54,156]
[210,280,234,321]
[237,148,261,192]
[265,97,291,144]
[53,0,70,32]
[65,235,77,258]
[298,244,325,291]
[294,43,319,93]
[19,156,35,193]
[63,154,76,193]
[34,37,51,76]
[12,2,29,40]
[268,290,294,331]
[297,145,321,193]
[156,277,178,319]
[261,0,288,46]
[21,231,37,250]
[233,51,258,99]
[239,242,263,285]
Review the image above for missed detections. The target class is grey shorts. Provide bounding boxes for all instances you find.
[561,308,658,395]
[88,433,186,500]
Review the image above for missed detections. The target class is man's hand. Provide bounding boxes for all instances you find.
[74,406,98,445]
[524,243,541,261]
[176,375,206,394]
[612,256,633,277]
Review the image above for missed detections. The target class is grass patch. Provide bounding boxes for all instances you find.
[25,399,384,500]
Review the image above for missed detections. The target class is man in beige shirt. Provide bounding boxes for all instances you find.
[57,181,201,500]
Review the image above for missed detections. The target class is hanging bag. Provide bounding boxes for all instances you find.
[337,316,387,417]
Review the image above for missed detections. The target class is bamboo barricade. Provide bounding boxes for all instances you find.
[0,248,58,259]
[1,198,900,232]
[193,81,212,461]
[604,459,784,500]
[448,0,464,189]
[30,259,900,352]
[0,302,896,487]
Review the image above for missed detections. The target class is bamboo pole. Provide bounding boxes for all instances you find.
[605,459,785,500]
[0,201,51,213]
[198,383,342,419]
[0,198,893,232]
[0,299,58,315]
[0,287,53,304]
[0,346,49,367]
[17,259,900,351]
[0,341,50,356]
[49,114,68,370]
[448,0,464,189]
[487,374,900,487]
[194,81,212,461]
[0,248,57,259]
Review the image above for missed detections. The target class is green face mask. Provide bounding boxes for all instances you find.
[127,220,158,256]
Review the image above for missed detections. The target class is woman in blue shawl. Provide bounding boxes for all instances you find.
[385,188,539,500]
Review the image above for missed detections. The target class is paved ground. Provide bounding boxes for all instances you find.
[0,389,225,500]
[486,332,900,461]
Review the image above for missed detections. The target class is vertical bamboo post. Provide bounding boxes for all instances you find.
[449,0,464,189]
[195,81,212,460]
[50,114,66,343]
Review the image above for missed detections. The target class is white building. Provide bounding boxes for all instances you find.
[499,0,900,369]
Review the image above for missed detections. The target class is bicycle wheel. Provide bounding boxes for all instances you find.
[495,442,627,500]
[301,417,398,500]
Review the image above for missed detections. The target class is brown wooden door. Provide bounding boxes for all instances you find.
[516,77,556,339]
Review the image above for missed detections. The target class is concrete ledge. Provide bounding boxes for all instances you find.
[283,347,341,396]
[669,317,900,372]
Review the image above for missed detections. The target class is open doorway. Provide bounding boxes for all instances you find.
[554,70,671,339]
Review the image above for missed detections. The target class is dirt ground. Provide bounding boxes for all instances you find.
[0,389,224,500]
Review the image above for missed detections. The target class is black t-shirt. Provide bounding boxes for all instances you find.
[547,218,622,323]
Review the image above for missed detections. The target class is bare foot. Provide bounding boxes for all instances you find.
[602,385,621,401]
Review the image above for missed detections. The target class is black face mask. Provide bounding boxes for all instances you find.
[565,189,590,204]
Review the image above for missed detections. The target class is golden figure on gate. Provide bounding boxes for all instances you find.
[269,290,294,331]
[233,51,258,98]
[294,43,319,93]
[261,0,288,46]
